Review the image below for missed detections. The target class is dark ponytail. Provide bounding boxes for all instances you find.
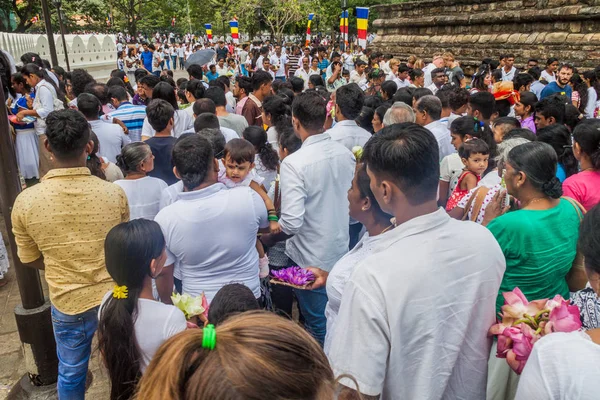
[87,131,106,181]
[537,124,578,178]
[507,142,563,199]
[21,63,68,107]
[573,119,600,170]
[242,126,279,171]
[98,219,165,400]
[263,94,292,136]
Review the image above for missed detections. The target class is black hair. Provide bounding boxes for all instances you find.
[336,83,365,120]
[223,138,255,164]
[108,85,129,102]
[194,112,220,132]
[150,81,178,110]
[214,76,231,92]
[449,87,470,113]
[409,68,424,82]
[491,69,503,83]
[415,95,442,120]
[69,68,96,97]
[176,77,189,88]
[308,74,324,88]
[134,69,149,82]
[76,93,102,119]
[116,142,152,175]
[20,52,44,68]
[111,70,135,97]
[355,162,390,220]
[83,82,110,106]
[469,91,496,120]
[207,284,260,326]
[263,95,292,134]
[45,109,91,161]
[10,72,29,93]
[193,98,216,116]
[243,126,279,172]
[536,124,578,178]
[392,87,414,107]
[98,219,165,400]
[430,67,446,80]
[87,131,106,181]
[278,124,302,154]
[518,92,538,116]
[159,75,177,89]
[546,57,559,66]
[513,73,534,92]
[139,75,161,92]
[535,95,565,124]
[252,70,273,91]
[204,87,227,107]
[147,99,175,132]
[564,104,584,133]
[172,134,214,191]
[236,75,252,95]
[289,77,304,93]
[363,122,439,205]
[579,203,600,273]
[292,91,326,133]
[573,119,600,169]
[186,79,205,100]
[494,116,521,132]
[471,64,491,92]
[507,141,562,198]
[435,85,453,109]
[106,77,127,90]
[197,128,226,158]
[458,137,490,159]
[277,88,295,104]
[356,106,375,134]
[362,95,381,110]
[527,66,542,81]
[21,63,67,106]
[380,81,398,101]
[375,104,391,123]
[504,128,538,142]
[412,87,433,103]
[187,64,204,80]
[0,52,14,99]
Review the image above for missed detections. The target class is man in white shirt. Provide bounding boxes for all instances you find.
[215,58,228,77]
[326,83,371,150]
[427,67,448,95]
[155,135,268,303]
[256,46,269,71]
[423,53,445,87]
[328,123,505,400]
[349,60,368,90]
[260,91,355,346]
[77,93,130,163]
[414,95,455,161]
[270,45,288,81]
[502,54,517,82]
[294,57,316,90]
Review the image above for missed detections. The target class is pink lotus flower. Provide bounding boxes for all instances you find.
[544,300,582,334]
[501,287,548,321]
[271,266,315,286]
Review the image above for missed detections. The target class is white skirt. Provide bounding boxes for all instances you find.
[0,235,8,279]
[15,129,39,179]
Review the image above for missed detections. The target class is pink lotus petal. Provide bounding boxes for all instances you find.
[547,302,582,333]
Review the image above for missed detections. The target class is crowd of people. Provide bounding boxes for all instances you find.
[1,37,600,400]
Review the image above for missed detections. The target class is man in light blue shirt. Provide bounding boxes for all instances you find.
[107,86,146,142]
[261,91,355,346]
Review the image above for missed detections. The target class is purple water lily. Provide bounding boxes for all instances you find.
[271,266,315,286]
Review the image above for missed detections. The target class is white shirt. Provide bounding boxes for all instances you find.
[270,54,288,78]
[328,209,506,399]
[423,63,436,88]
[324,232,385,354]
[350,70,368,90]
[115,176,168,220]
[141,109,194,138]
[424,119,455,161]
[32,79,57,135]
[254,154,277,192]
[98,292,186,372]
[427,82,440,95]
[541,70,556,83]
[502,66,517,82]
[294,68,318,90]
[279,133,355,272]
[89,120,130,163]
[439,153,464,197]
[515,331,600,400]
[325,119,372,151]
[155,183,268,302]
[266,126,279,151]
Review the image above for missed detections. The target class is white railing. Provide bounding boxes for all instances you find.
[1,33,117,79]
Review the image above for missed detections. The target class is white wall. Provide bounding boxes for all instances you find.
[1,33,117,80]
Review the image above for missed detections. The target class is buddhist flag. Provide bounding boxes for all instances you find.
[205,23,213,43]
[339,10,349,47]
[230,18,239,44]
[356,7,369,48]
[306,13,314,47]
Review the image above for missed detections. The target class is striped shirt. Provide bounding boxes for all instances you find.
[108,102,147,142]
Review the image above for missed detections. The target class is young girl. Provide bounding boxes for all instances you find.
[219,139,280,278]
[242,126,279,191]
[98,219,189,400]
[115,142,167,220]
[445,138,490,211]
[514,91,537,134]
[8,72,39,184]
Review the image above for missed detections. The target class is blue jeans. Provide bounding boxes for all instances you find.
[179,57,185,69]
[275,76,286,82]
[152,71,161,77]
[294,286,328,346]
[171,55,177,70]
[51,305,98,400]
[165,58,171,70]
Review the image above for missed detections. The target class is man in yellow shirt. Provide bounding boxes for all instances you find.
[12,109,129,399]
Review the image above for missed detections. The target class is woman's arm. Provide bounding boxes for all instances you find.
[567,253,588,291]
[438,180,450,208]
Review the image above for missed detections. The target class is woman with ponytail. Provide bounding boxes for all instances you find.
[115,142,167,220]
[242,126,279,191]
[88,131,123,182]
[482,141,587,399]
[563,119,600,210]
[98,219,188,400]
[261,94,292,151]
[536,124,579,182]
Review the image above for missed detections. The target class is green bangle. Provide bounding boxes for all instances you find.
[268,215,279,222]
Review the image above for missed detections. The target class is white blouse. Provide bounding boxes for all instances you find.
[324,232,385,354]
[114,176,167,220]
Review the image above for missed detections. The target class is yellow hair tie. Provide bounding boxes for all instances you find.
[113,285,128,299]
